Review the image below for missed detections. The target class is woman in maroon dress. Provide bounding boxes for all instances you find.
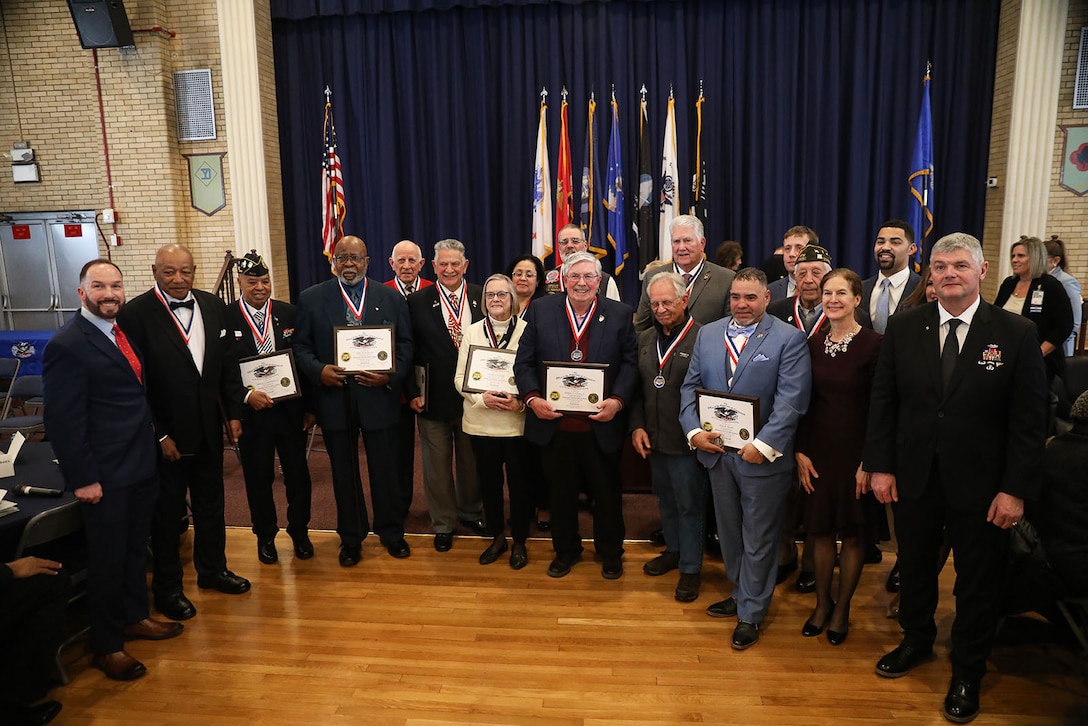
[794,269,882,645]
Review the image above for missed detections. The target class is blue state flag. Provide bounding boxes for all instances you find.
[605,96,627,274]
[907,72,933,271]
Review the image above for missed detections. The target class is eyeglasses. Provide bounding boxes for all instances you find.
[511,271,537,279]
[558,237,585,246]
[334,254,367,264]
[650,298,682,311]
[484,291,511,299]
[564,273,600,282]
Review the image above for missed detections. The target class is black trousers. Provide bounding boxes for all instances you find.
[395,401,417,521]
[238,407,313,541]
[152,440,228,598]
[470,435,532,543]
[0,567,69,708]
[82,478,157,654]
[894,468,1009,682]
[542,430,625,559]
[324,424,404,548]
[522,440,549,513]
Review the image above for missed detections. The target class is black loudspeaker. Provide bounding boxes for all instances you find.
[67,0,134,49]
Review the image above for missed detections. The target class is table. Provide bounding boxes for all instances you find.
[0,329,54,376]
[0,442,75,560]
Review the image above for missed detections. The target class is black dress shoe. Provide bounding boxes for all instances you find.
[478,539,508,565]
[943,678,980,723]
[874,642,935,678]
[292,535,314,560]
[776,558,798,585]
[434,532,453,552]
[460,518,487,535]
[675,572,701,602]
[643,551,680,576]
[547,553,581,578]
[197,570,251,594]
[794,570,816,593]
[13,700,62,726]
[827,628,848,646]
[731,621,760,650]
[155,592,196,621]
[886,562,901,592]
[257,538,278,565]
[385,539,411,559]
[601,557,623,580]
[864,543,883,564]
[338,545,361,567]
[509,543,528,570]
[706,597,737,618]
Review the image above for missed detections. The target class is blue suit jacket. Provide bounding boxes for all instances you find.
[514,293,638,453]
[42,313,158,491]
[294,277,412,432]
[679,313,812,477]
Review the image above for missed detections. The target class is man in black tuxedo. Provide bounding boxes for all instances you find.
[515,252,638,579]
[294,236,413,566]
[405,238,485,552]
[117,244,251,621]
[226,252,314,565]
[864,233,1047,723]
[43,259,183,680]
[861,220,921,334]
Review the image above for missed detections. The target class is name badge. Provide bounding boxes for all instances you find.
[1030,288,1044,314]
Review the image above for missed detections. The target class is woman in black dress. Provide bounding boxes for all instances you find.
[794,269,882,645]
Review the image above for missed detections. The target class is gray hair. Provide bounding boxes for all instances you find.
[562,251,603,277]
[433,238,466,260]
[1012,237,1048,279]
[482,273,520,315]
[669,214,704,240]
[931,233,985,267]
[648,270,687,299]
[1071,390,1088,423]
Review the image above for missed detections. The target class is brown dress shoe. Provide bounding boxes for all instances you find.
[94,650,147,681]
[123,617,184,641]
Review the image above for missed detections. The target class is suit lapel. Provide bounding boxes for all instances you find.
[687,269,708,308]
[728,316,772,389]
[154,296,200,372]
[944,303,992,400]
[920,305,943,397]
[587,303,606,362]
[79,316,141,385]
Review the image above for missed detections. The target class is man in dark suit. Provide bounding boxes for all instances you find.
[385,240,433,523]
[226,252,314,565]
[860,220,921,334]
[679,267,812,650]
[634,214,733,331]
[117,244,251,622]
[294,236,413,566]
[864,233,1047,723]
[405,238,485,551]
[515,252,638,579]
[631,271,704,601]
[767,226,817,301]
[43,259,183,681]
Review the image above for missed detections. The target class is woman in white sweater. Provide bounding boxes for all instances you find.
[454,274,531,568]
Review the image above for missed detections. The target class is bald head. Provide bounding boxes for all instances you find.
[389,239,425,285]
[153,244,196,299]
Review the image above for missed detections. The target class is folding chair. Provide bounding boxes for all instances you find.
[15,500,88,684]
[0,374,45,436]
[1056,596,1088,654]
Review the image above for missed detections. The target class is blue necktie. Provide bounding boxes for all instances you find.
[874,278,891,334]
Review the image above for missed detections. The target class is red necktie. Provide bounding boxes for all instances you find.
[112,324,143,384]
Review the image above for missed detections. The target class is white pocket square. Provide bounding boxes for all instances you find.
[219,329,227,338]
[752,353,770,362]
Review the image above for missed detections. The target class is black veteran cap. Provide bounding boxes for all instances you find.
[795,244,832,266]
[237,251,269,277]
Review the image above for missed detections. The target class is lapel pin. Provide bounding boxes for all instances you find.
[598,315,605,323]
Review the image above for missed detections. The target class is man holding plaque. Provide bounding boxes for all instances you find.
[515,251,638,579]
[227,251,314,565]
[630,271,705,601]
[294,236,414,566]
[679,267,812,650]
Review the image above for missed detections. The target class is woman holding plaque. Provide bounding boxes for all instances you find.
[454,274,532,568]
[793,268,882,645]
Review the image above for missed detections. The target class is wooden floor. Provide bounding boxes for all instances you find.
[53,529,1086,725]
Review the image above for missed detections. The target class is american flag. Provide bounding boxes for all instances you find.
[322,88,345,264]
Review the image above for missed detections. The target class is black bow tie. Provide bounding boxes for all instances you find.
[169,299,195,310]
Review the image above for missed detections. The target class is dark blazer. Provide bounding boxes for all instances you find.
[225,298,307,424]
[767,296,873,334]
[117,288,246,455]
[994,274,1074,380]
[634,261,734,330]
[767,276,792,301]
[42,313,157,491]
[629,319,702,455]
[514,293,638,453]
[861,270,922,321]
[293,277,412,431]
[406,283,483,422]
[863,301,1048,512]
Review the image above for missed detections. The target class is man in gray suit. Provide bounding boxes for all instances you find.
[634,215,733,330]
[861,219,921,334]
[680,267,812,650]
[767,226,818,301]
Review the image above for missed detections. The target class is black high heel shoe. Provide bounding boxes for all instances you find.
[802,603,834,637]
[827,627,849,646]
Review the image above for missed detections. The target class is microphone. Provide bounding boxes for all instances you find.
[15,485,64,497]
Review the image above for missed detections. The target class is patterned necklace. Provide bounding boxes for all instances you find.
[824,323,861,358]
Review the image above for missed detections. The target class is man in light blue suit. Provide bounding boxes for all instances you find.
[680,267,812,650]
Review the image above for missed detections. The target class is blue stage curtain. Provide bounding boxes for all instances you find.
[271,0,1000,302]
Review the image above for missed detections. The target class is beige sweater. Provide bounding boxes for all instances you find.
[453,316,526,437]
